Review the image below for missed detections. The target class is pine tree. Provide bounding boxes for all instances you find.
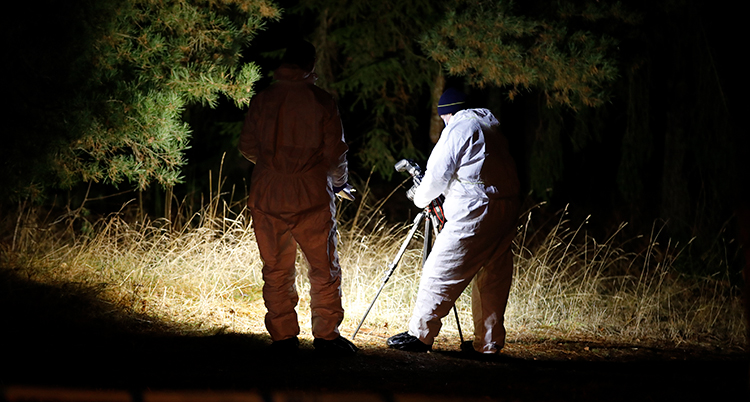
[3,0,280,201]
[422,0,636,109]
[294,0,636,183]
[298,0,443,177]
[421,0,639,197]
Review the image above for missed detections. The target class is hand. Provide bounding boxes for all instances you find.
[406,183,418,201]
[413,173,423,186]
[334,183,356,201]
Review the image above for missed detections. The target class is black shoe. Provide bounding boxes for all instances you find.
[269,336,300,354]
[387,331,413,343]
[313,335,359,356]
[386,331,431,352]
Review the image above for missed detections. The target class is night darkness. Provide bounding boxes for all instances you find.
[192,0,748,240]
[2,0,746,236]
[1,1,749,400]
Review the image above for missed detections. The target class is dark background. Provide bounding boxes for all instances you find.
[2,0,747,277]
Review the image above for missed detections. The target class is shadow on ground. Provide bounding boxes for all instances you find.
[1,267,748,401]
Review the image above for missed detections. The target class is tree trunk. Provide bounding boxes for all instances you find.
[429,72,445,144]
[311,8,337,97]
[165,185,173,222]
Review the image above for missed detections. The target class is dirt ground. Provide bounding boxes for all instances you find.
[1,268,749,402]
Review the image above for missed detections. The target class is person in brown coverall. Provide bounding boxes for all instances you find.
[239,39,357,355]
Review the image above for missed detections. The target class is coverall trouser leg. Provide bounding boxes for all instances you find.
[289,205,344,340]
[471,206,516,352]
[408,198,518,350]
[251,206,344,342]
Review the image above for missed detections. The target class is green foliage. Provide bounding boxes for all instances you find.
[298,0,441,177]
[4,0,279,201]
[421,0,635,110]
[293,0,636,181]
[58,90,193,190]
[417,0,643,199]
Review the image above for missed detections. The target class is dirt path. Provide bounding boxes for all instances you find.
[1,268,748,401]
[2,329,748,402]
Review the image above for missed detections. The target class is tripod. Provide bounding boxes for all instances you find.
[351,160,464,342]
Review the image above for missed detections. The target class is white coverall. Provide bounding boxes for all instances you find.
[239,63,349,342]
[410,108,520,353]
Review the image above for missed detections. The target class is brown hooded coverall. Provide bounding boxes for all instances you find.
[239,63,349,342]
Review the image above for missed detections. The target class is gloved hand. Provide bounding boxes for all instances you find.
[406,183,418,201]
[334,183,356,201]
[405,173,423,202]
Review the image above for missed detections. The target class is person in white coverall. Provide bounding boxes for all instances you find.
[387,88,520,354]
[239,39,357,355]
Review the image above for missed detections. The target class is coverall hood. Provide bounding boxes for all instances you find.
[274,63,318,84]
[451,108,498,127]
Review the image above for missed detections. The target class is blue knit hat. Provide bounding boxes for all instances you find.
[437,88,467,115]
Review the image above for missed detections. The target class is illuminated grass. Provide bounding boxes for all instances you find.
[506,206,745,347]
[3,190,746,351]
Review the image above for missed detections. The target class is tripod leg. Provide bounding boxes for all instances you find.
[422,214,431,267]
[453,304,464,343]
[351,211,426,340]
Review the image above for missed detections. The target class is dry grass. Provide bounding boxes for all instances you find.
[506,206,746,348]
[2,186,746,352]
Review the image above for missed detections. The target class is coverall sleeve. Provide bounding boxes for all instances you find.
[413,126,458,208]
[323,103,349,187]
[238,98,260,163]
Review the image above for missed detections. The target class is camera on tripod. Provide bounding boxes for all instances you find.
[395,159,424,202]
[395,159,446,233]
[394,159,423,181]
[351,159,460,341]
